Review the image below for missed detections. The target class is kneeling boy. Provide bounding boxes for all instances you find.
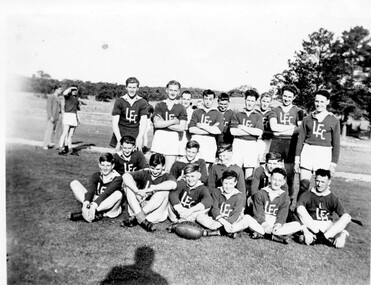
[69,153,123,222]
[121,153,177,232]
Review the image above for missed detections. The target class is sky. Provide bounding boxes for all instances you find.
[3,0,371,93]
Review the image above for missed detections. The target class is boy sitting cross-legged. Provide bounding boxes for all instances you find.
[197,170,260,239]
[168,163,213,223]
[249,167,304,244]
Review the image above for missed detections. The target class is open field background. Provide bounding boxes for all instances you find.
[5,92,371,284]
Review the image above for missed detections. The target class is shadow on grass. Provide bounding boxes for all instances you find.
[73,143,96,152]
[100,246,168,285]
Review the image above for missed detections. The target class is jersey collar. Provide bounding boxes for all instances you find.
[310,186,331,196]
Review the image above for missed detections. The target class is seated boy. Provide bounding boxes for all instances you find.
[170,140,208,184]
[250,152,288,197]
[113,135,149,176]
[296,169,351,248]
[69,153,123,222]
[168,163,213,223]
[121,153,177,232]
[250,168,303,243]
[197,170,259,238]
[208,144,246,198]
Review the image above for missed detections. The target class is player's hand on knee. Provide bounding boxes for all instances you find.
[272,223,282,234]
[303,228,315,245]
[82,202,94,223]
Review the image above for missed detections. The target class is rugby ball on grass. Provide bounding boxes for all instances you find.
[174,221,203,240]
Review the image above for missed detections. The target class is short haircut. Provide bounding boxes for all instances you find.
[315,89,331,100]
[203,89,215,98]
[125,77,140,87]
[260,92,272,101]
[149,153,166,167]
[217,143,233,154]
[183,163,200,175]
[218,93,230,102]
[221,170,237,181]
[271,167,287,179]
[244,89,260,100]
[265,152,282,163]
[120,135,136,146]
[282,85,299,96]
[181,90,192,97]
[315,168,331,179]
[166,80,181,89]
[99,152,115,164]
[186,140,200,150]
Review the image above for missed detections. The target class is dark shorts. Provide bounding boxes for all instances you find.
[269,136,298,163]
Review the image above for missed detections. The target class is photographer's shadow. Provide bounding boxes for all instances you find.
[100,246,168,285]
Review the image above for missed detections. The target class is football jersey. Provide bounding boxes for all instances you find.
[130,169,176,190]
[113,151,149,175]
[210,187,244,224]
[169,180,213,209]
[188,108,224,137]
[252,187,290,225]
[230,110,264,141]
[256,108,274,140]
[297,189,345,221]
[271,105,304,139]
[250,166,288,196]
[169,158,208,184]
[296,113,341,163]
[153,101,187,133]
[217,109,235,144]
[85,170,123,206]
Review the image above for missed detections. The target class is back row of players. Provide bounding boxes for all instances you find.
[69,77,350,247]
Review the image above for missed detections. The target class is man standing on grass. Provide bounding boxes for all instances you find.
[269,85,304,208]
[120,153,177,232]
[217,93,235,145]
[296,169,351,248]
[188,89,224,167]
[294,89,340,201]
[151,80,187,172]
[110,77,148,151]
[43,84,62,150]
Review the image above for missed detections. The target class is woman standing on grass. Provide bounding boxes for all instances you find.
[58,86,81,155]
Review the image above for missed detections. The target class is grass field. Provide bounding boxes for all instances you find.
[5,92,371,284]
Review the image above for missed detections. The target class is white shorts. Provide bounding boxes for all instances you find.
[300,144,332,171]
[232,139,260,168]
[191,135,217,163]
[151,130,180,155]
[265,215,277,227]
[257,139,272,163]
[178,132,188,156]
[63,112,78,127]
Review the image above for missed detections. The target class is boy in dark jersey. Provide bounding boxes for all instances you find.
[208,144,246,198]
[269,85,304,207]
[170,140,208,184]
[294,90,341,200]
[151,80,187,171]
[69,153,123,222]
[197,170,259,238]
[217,93,235,145]
[179,90,195,156]
[250,168,304,243]
[296,169,351,248]
[121,153,177,232]
[113,135,148,176]
[168,163,213,223]
[110,77,148,151]
[188,89,224,166]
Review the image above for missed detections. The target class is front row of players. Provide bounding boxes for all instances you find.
[69,150,351,248]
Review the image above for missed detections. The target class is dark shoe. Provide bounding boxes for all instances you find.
[120,217,138,228]
[315,231,332,246]
[202,229,221,237]
[226,232,241,239]
[141,219,156,232]
[69,150,79,156]
[272,234,291,244]
[251,232,264,239]
[69,211,84,221]
[58,150,68,156]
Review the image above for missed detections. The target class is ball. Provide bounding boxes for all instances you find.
[174,221,203,240]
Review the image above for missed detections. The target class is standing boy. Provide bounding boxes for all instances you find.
[296,169,351,248]
[169,164,213,223]
[188,89,224,166]
[110,77,148,151]
[230,89,263,183]
[269,85,304,206]
[151,80,187,171]
[43,85,62,149]
[294,90,340,199]
[69,153,123,222]
[121,153,177,232]
[217,93,235,145]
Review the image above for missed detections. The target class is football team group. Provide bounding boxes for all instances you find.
[46,76,351,248]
